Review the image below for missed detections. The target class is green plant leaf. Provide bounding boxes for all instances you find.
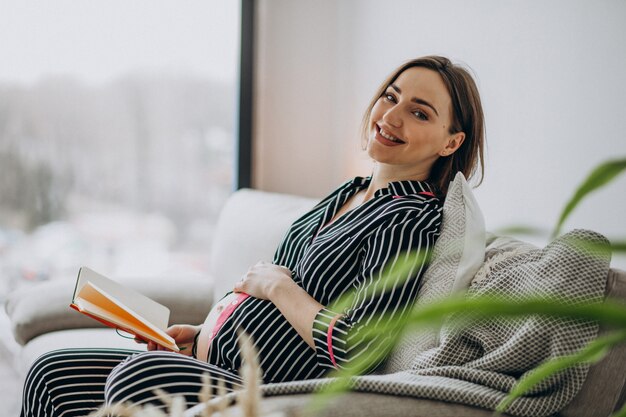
[611,240,626,253]
[553,158,626,238]
[613,401,626,417]
[494,225,548,237]
[496,330,626,413]
[559,233,612,260]
[406,296,626,329]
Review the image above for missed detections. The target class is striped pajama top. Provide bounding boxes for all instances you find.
[207,176,443,383]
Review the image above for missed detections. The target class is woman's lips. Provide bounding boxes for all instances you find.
[375,125,405,147]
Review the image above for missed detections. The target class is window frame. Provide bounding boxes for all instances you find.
[237,0,255,190]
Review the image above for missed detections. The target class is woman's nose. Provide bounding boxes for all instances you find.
[383,106,403,128]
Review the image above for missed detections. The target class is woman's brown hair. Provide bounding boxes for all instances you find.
[362,56,485,196]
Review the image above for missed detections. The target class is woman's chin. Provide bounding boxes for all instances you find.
[367,146,398,164]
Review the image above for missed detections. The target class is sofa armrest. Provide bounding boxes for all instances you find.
[5,276,213,346]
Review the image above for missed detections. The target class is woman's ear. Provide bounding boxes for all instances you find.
[440,132,465,157]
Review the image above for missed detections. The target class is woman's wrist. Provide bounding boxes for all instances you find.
[266,274,324,349]
[268,274,292,302]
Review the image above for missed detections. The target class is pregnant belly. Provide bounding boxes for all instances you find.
[201,296,323,382]
[196,292,248,362]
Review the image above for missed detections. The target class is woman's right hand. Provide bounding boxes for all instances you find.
[139,324,201,356]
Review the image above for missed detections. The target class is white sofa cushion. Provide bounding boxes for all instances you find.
[209,189,317,303]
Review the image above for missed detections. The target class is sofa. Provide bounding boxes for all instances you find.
[6,188,626,417]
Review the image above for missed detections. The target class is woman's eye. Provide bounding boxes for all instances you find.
[384,93,396,103]
[413,110,428,121]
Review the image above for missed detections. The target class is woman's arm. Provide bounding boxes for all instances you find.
[311,209,441,372]
[269,277,323,348]
[233,261,323,349]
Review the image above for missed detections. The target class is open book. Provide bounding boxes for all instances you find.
[70,267,179,352]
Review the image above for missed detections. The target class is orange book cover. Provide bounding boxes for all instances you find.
[70,267,179,352]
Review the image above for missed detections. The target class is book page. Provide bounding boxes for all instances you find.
[74,267,170,331]
[76,282,173,344]
[73,296,178,351]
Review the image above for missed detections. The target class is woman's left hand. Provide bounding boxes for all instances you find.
[233,261,292,300]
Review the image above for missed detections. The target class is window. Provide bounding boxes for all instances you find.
[0,1,241,297]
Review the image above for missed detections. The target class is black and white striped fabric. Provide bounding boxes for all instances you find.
[21,349,244,417]
[208,176,441,381]
[22,349,136,417]
[21,176,442,416]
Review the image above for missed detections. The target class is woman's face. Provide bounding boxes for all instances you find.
[367,66,464,176]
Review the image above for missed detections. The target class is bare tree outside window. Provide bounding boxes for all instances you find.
[0,1,240,297]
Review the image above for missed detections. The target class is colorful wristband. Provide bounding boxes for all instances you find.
[327,314,342,369]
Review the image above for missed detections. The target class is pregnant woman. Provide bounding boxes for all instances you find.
[21,55,485,417]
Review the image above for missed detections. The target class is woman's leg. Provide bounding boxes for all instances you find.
[21,348,140,417]
[105,351,244,410]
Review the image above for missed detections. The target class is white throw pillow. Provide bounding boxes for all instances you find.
[418,171,486,299]
[381,172,486,373]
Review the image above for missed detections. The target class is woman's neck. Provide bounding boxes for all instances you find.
[362,164,430,201]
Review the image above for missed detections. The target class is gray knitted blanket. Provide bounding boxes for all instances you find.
[259,229,612,417]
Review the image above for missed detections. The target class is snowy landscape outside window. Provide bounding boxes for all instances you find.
[0,1,240,299]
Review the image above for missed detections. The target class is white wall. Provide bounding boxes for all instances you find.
[254,0,345,195]
[254,0,626,268]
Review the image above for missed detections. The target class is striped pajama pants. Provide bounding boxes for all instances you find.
[21,348,244,417]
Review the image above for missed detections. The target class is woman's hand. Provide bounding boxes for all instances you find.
[139,324,201,356]
[233,261,324,349]
[233,261,292,301]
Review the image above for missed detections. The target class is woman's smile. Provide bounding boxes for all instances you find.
[374,124,405,146]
